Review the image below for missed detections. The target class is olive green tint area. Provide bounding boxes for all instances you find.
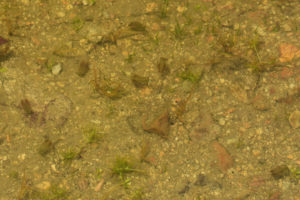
[112,156,145,179]
[112,157,137,179]
[83,127,104,144]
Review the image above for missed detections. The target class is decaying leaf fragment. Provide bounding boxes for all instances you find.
[212,141,234,172]
[98,21,147,46]
[157,57,169,77]
[128,21,146,32]
[143,111,170,139]
[131,74,149,88]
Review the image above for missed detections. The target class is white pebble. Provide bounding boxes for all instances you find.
[52,63,62,75]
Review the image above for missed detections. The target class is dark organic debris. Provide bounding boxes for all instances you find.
[128,21,146,32]
[97,21,147,46]
[38,136,57,156]
[143,111,170,139]
[178,182,190,195]
[271,165,290,180]
[20,99,34,116]
[90,68,126,99]
[131,74,149,88]
[98,31,118,45]
[157,57,169,77]
[77,59,89,77]
[0,137,4,145]
[20,98,46,126]
[0,36,10,57]
[194,173,207,186]
[0,36,8,45]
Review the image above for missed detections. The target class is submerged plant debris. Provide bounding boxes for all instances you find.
[212,141,234,173]
[20,99,34,116]
[0,36,9,58]
[271,165,290,180]
[90,68,126,99]
[157,57,169,77]
[0,36,8,45]
[143,111,170,139]
[38,136,55,157]
[131,74,149,88]
[112,156,136,179]
[128,21,147,32]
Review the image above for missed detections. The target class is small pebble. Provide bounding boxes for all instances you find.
[219,118,226,126]
[52,63,62,75]
[36,181,51,190]
[57,11,65,18]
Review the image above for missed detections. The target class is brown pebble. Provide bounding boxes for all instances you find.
[77,59,89,77]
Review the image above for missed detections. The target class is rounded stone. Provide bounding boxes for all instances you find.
[52,63,62,75]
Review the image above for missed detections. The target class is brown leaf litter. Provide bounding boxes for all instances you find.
[143,111,170,139]
[212,141,234,172]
